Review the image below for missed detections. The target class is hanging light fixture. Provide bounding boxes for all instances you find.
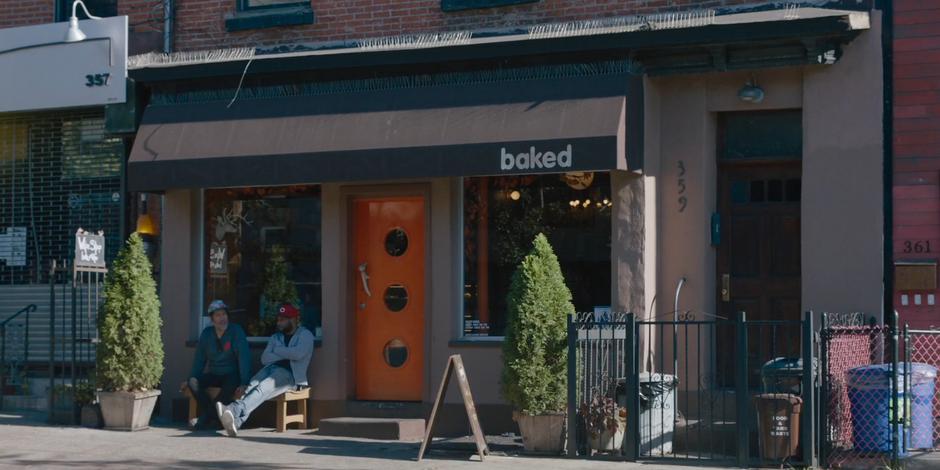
[65,0,101,43]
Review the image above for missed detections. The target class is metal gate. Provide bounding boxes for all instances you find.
[568,311,816,467]
[47,231,108,423]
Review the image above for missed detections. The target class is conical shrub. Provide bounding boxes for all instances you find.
[501,233,574,415]
[97,233,164,392]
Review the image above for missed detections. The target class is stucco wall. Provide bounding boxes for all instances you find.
[642,22,883,389]
[802,11,884,318]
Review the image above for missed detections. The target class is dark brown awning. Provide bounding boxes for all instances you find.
[127,74,641,191]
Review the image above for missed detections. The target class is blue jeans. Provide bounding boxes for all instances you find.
[229,365,295,428]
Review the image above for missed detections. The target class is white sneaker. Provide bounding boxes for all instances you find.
[216,402,238,437]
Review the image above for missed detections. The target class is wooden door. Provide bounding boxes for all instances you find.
[716,163,802,386]
[353,196,425,401]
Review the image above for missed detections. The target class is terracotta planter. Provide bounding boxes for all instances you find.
[514,412,566,453]
[99,390,161,431]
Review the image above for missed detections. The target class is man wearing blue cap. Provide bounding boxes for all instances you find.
[186,300,250,430]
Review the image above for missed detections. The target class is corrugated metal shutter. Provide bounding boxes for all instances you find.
[0,110,123,284]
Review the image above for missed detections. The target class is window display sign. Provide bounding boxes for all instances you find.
[209,242,228,277]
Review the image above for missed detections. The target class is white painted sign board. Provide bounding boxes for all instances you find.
[0,15,127,112]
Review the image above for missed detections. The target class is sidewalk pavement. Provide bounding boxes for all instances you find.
[0,411,730,470]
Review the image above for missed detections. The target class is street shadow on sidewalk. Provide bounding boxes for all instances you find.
[0,453,307,470]
[238,434,424,461]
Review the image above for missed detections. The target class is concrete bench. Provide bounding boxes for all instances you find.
[181,385,310,432]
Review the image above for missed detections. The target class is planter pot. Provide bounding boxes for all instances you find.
[81,404,103,428]
[514,412,566,453]
[48,389,77,425]
[99,390,161,431]
[588,417,626,453]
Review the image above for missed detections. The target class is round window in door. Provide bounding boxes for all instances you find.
[385,228,408,257]
[384,284,408,312]
[383,339,408,368]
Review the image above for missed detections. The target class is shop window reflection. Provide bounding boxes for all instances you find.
[462,173,612,337]
[203,185,322,339]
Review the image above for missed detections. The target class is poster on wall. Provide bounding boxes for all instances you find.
[0,227,27,267]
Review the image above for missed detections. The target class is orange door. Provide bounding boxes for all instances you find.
[353,196,425,401]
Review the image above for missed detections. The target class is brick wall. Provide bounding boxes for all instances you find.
[117,0,759,52]
[894,0,940,328]
[0,1,53,28]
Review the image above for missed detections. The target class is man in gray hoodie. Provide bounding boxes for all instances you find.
[217,303,314,437]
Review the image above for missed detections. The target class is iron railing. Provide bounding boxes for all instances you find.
[0,303,38,409]
[568,310,816,467]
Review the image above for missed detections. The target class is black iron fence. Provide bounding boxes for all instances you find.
[47,260,105,424]
[568,311,816,467]
[0,303,37,409]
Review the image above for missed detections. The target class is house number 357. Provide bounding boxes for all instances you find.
[85,73,111,87]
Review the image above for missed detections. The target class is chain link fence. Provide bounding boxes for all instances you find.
[905,328,940,453]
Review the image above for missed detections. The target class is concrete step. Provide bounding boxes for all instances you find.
[318,417,425,441]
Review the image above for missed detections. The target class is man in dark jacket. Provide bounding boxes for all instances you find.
[187,300,250,430]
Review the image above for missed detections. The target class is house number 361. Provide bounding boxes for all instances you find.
[85,73,111,87]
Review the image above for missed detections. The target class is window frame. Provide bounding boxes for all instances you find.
[457,177,506,342]
[238,0,308,12]
[197,185,324,343]
[455,174,614,341]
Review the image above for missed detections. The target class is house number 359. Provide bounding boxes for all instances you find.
[85,73,111,87]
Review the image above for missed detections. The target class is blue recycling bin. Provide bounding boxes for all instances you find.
[847,363,937,453]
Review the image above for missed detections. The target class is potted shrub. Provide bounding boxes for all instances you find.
[97,233,164,431]
[502,233,574,453]
[580,394,627,453]
[250,246,299,337]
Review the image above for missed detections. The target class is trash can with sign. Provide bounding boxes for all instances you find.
[761,357,817,396]
[846,363,936,452]
[753,394,802,461]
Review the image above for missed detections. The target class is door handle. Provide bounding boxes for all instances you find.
[358,262,372,298]
[721,274,730,302]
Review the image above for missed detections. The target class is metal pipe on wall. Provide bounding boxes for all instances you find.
[163,0,173,53]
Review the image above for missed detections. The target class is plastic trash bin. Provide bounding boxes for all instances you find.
[902,363,937,450]
[753,393,802,461]
[761,357,817,396]
[847,363,937,452]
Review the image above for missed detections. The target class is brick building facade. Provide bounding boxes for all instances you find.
[893,0,940,329]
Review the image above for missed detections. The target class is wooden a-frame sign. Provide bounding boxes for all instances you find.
[417,354,489,462]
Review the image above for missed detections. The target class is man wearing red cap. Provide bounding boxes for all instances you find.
[216,303,314,437]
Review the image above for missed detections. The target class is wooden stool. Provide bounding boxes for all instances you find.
[273,388,310,432]
[182,384,310,432]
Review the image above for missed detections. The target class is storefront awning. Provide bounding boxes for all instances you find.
[127,74,641,191]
